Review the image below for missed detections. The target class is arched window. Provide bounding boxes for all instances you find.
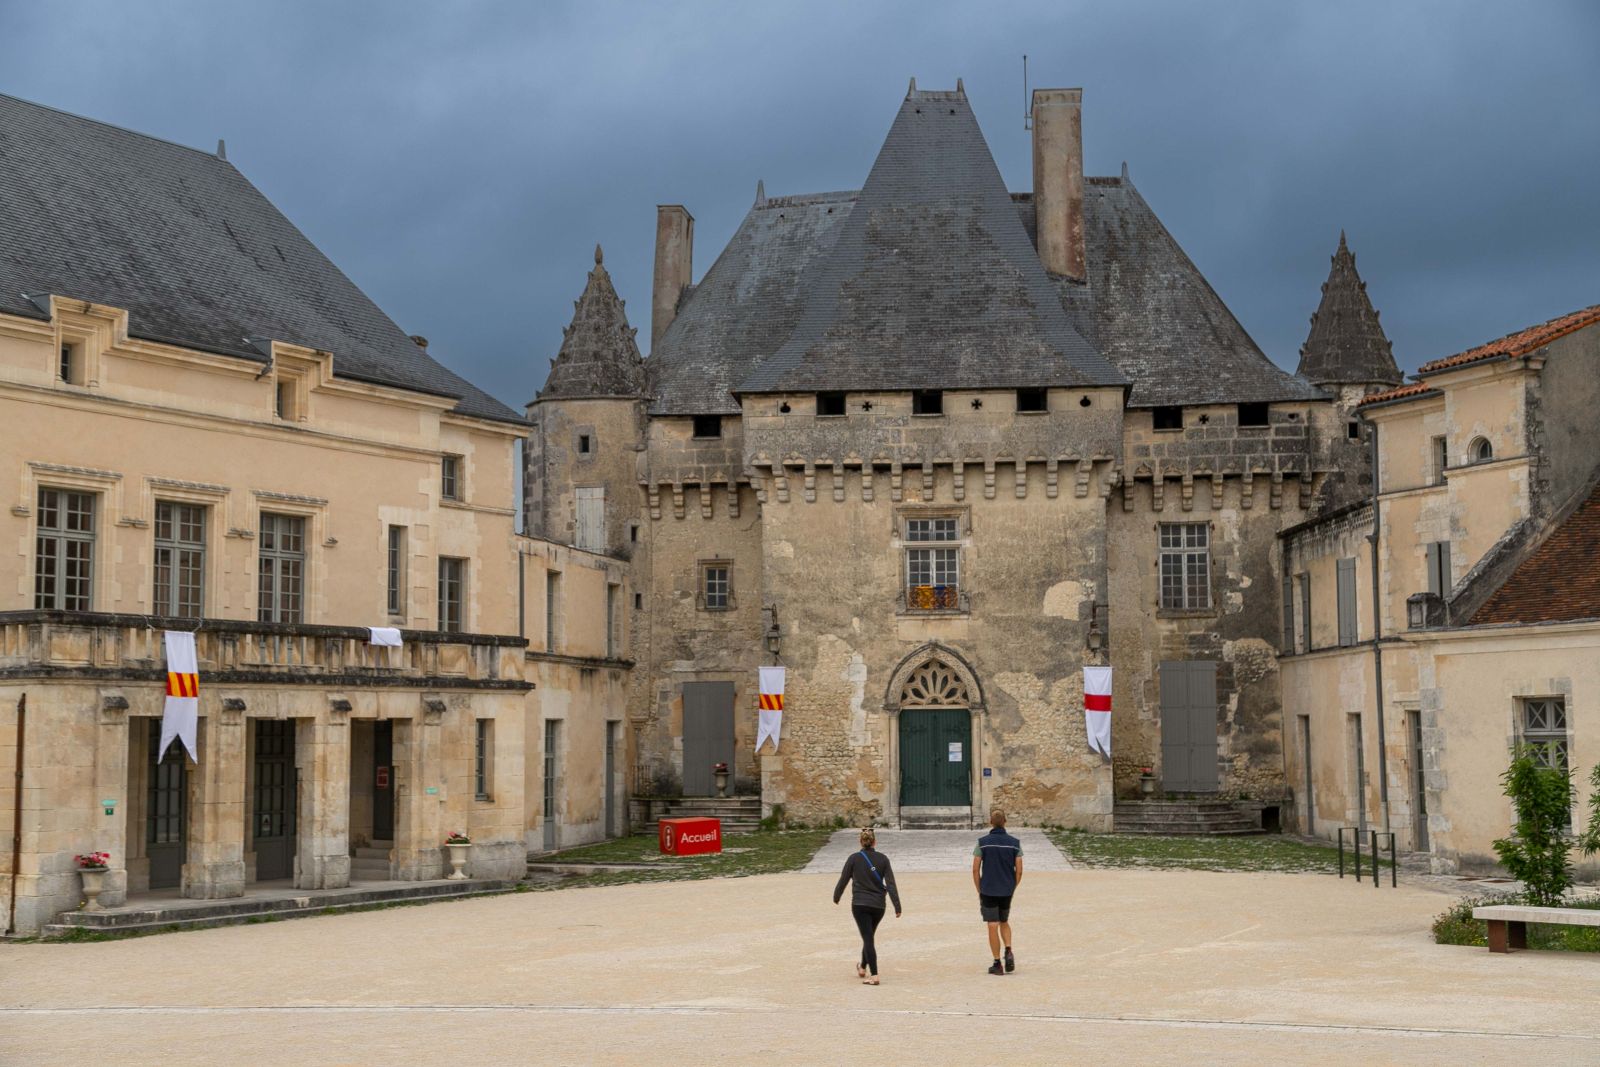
[1470,437,1493,464]
[899,658,971,707]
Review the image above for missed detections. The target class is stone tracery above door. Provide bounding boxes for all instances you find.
[884,644,983,712]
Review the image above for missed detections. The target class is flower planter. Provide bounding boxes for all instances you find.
[714,771,729,798]
[1138,774,1157,796]
[79,867,109,912]
[446,842,472,880]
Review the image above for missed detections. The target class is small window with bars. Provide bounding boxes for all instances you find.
[1158,523,1211,611]
[154,501,206,618]
[474,718,494,800]
[35,487,96,611]
[438,557,466,633]
[700,562,732,611]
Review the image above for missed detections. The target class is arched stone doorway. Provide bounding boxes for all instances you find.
[885,646,983,827]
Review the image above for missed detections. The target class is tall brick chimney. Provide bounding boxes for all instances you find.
[1031,88,1085,281]
[651,204,694,350]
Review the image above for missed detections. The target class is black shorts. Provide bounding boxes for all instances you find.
[980,894,1013,922]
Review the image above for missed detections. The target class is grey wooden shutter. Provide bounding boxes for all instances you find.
[1438,541,1452,596]
[1426,543,1442,596]
[575,488,605,552]
[1281,572,1296,652]
[1336,558,1357,647]
[1299,574,1312,653]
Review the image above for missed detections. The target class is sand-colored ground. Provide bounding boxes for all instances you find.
[2,864,1596,1066]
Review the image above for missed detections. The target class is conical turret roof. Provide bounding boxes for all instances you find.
[538,245,645,401]
[1296,232,1401,387]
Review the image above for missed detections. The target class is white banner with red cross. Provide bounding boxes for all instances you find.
[1084,665,1112,758]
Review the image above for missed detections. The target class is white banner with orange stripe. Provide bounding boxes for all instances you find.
[1084,665,1112,758]
[159,630,200,762]
[757,666,785,753]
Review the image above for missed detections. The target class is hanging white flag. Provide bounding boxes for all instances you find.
[1084,665,1112,758]
[159,630,200,763]
[367,626,403,647]
[757,666,785,753]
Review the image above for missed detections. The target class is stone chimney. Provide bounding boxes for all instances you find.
[1031,88,1085,281]
[651,204,694,350]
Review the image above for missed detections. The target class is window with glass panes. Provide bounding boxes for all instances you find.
[441,455,461,500]
[386,526,407,616]
[34,488,95,610]
[257,513,306,623]
[438,557,466,633]
[905,516,960,606]
[1158,523,1211,610]
[702,563,730,610]
[474,718,493,800]
[153,501,206,618]
[1521,697,1571,827]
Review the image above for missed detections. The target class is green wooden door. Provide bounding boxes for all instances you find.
[899,709,972,806]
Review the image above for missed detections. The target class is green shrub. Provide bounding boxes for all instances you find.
[1492,746,1574,906]
[758,803,787,832]
[1432,892,1600,952]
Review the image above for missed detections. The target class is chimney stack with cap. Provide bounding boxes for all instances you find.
[651,205,694,350]
[1031,88,1086,281]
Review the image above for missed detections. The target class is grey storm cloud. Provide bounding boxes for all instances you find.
[4,0,1597,412]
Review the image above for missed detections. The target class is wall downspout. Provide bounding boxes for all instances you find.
[1364,417,1392,833]
[6,694,24,937]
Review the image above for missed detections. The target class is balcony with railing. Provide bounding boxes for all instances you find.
[901,585,968,614]
[0,610,531,691]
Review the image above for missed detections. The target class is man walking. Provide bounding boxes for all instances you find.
[972,808,1022,975]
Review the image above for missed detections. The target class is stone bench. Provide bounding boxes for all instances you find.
[1472,904,1600,953]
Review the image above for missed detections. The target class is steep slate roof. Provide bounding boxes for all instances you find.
[1417,304,1600,374]
[648,189,855,415]
[538,245,645,402]
[736,86,1124,396]
[1472,481,1600,625]
[1021,180,1325,408]
[0,93,521,424]
[1296,232,1401,387]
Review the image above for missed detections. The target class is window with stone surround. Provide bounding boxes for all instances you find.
[904,514,962,611]
[475,718,494,801]
[153,500,206,618]
[257,512,305,623]
[35,487,96,611]
[1158,522,1210,611]
[441,454,462,501]
[1430,436,1448,485]
[438,556,466,633]
[1519,697,1571,829]
[699,561,733,611]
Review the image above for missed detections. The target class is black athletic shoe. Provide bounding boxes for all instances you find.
[1004,948,1015,973]
[988,961,1005,976]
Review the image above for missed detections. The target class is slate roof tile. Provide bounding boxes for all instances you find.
[0,93,522,424]
[1296,232,1401,387]
[538,245,644,402]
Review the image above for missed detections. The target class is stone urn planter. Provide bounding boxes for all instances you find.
[75,852,112,912]
[713,763,730,799]
[1138,771,1157,796]
[444,835,472,880]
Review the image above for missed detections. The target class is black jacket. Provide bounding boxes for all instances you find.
[833,848,902,912]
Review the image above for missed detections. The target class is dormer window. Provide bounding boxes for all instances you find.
[1470,437,1493,464]
[912,390,943,416]
[692,415,722,439]
[59,342,79,384]
[816,392,847,417]
[1016,388,1047,413]
[1152,406,1183,431]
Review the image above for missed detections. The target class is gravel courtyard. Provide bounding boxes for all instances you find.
[3,832,1597,1066]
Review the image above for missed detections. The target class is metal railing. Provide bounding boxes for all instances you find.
[1337,826,1398,887]
[902,585,967,613]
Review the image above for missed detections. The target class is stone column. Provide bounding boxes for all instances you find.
[294,710,351,889]
[393,701,446,879]
[91,693,131,907]
[184,702,247,899]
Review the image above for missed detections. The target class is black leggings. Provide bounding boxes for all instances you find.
[852,905,885,975]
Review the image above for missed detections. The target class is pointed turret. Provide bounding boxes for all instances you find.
[1297,232,1401,388]
[539,244,645,400]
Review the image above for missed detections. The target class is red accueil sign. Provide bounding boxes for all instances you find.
[659,817,722,856]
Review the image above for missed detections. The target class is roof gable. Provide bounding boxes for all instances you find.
[736,86,1123,395]
[0,93,521,424]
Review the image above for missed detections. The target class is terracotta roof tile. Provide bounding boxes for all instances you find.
[1355,382,1438,407]
[1417,304,1600,374]
[1472,482,1600,625]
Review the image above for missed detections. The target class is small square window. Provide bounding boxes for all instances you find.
[578,434,592,454]
[816,392,847,417]
[1152,406,1183,431]
[1016,388,1047,413]
[700,562,732,610]
[692,415,722,438]
[1347,421,1361,440]
[1238,402,1270,427]
[912,390,943,416]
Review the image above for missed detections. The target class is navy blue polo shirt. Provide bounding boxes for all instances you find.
[974,828,1023,896]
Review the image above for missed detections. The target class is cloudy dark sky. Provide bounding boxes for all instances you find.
[4,2,1597,411]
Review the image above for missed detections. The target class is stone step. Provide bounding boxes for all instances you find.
[1113,826,1265,836]
[40,879,520,938]
[352,847,392,860]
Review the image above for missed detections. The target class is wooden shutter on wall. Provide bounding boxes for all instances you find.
[1336,558,1357,647]
[1299,574,1312,653]
[1281,571,1296,652]
[575,487,605,553]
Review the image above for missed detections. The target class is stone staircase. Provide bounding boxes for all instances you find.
[40,878,521,938]
[899,806,976,830]
[634,795,762,835]
[350,841,393,881]
[1112,799,1264,836]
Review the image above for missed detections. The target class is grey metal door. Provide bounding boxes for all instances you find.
[1158,661,1219,792]
[543,720,560,851]
[682,682,735,796]
[604,722,618,837]
[373,720,394,842]
[253,720,296,880]
[1299,715,1314,836]
[147,718,187,889]
[1407,710,1428,851]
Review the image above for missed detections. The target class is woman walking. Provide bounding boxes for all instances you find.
[832,827,902,985]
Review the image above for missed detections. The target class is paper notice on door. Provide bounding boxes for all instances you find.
[948,741,963,762]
